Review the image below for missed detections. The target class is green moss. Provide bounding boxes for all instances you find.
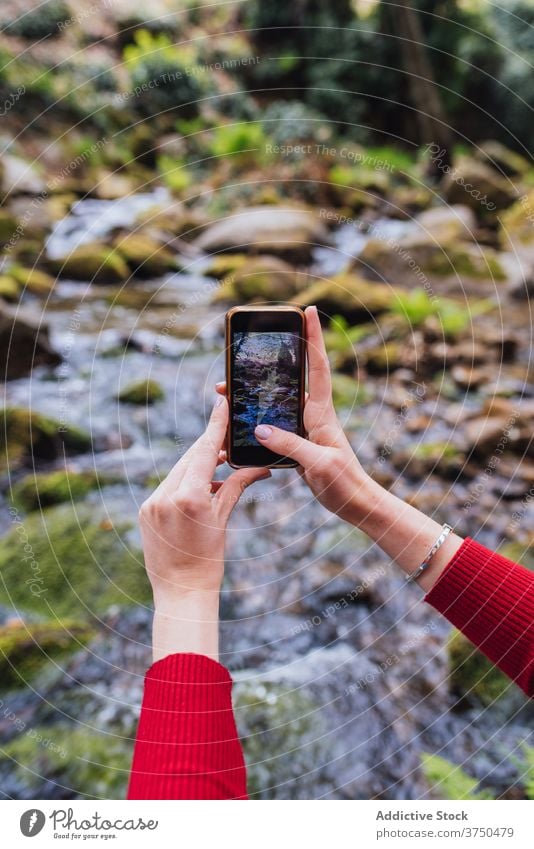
[12,470,108,512]
[0,503,149,620]
[0,724,132,798]
[0,274,20,301]
[204,254,249,279]
[498,542,534,572]
[1,408,92,473]
[0,619,95,689]
[117,379,165,405]
[51,242,130,283]
[0,209,17,243]
[421,753,494,800]
[448,630,514,707]
[331,373,369,410]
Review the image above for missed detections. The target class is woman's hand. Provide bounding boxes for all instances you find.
[218,306,373,523]
[139,395,269,662]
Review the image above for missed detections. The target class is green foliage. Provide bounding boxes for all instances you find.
[515,745,534,800]
[389,289,493,338]
[0,724,132,798]
[122,30,203,119]
[324,315,373,355]
[11,470,106,512]
[0,619,95,689]
[116,379,165,405]
[0,503,149,620]
[2,1,69,40]
[209,122,267,163]
[448,630,513,707]
[421,753,494,800]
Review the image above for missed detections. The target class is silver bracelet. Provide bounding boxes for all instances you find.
[405,523,454,584]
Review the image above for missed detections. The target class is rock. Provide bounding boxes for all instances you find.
[0,154,46,197]
[113,232,177,277]
[213,256,307,303]
[331,373,369,409]
[49,242,130,283]
[293,273,393,322]
[329,163,391,195]
[357,232,506,288]
[451,365,489,391]
[475,141,531,178]
[414,204,477,242]
[0,620,95,690]
[0,503,149,620]
[392,442,465,479]
[0,302,60,380]
[462,415,521,457]
[194,205,331,261]
[93,171,139,201]
[8,265,56,295]
[117,379,165,405]
[441,157,517,212]
[390,185,433,215]
[12,470,107,512]
[0,407,91,473]
[364,342,403,374]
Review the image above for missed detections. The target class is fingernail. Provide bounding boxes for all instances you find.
[255,425,272,439]
[215,381,225,388]
[215,394,225,407]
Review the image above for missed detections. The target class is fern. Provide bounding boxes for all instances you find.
[421,753,494,800]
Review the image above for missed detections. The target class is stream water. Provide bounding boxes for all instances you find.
[1,193,532,799]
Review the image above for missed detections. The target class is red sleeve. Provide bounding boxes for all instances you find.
[127,652,247,799]
[425,537,534,697]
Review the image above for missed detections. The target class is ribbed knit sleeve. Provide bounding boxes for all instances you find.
[425,537,534,697]
[127,653,247,799]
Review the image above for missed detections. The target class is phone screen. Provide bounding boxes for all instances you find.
[227,309,305,467]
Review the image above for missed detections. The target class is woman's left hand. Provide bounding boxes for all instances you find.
[139,395,269,662]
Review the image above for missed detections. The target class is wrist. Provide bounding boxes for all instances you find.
[152,588,220,663]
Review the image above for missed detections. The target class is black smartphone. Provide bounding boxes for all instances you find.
[225,306,306,468]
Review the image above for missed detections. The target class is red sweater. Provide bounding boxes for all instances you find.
[127,538,534,800]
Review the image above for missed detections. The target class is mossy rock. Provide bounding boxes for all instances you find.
[50,242,130,284]
[359,234,505,287]
[294,273,393,323]
[9,265,57,295]
[329,163,391,195]
[448,630,517,708]
[11,470,107,512]
[392,441,464,479]
[234,680,326,799]
[0,619,95,690]
[204,254,249,280]
[117,379,165,405]
[364,341,403,373]
[476,141,531,178]
[113,233,177,277]
[0,723,132,798]
[213,256,306,304]
[331,373,369,410]
[0,275,20,301]
[1,408,92,473]
[501,189,534,246]
[0,209,17,244]
[0,503,149,620]
[441,157,518,212]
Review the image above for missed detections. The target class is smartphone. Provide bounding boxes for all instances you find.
[225,306,306,468]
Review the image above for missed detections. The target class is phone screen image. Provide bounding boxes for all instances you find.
[232,331,300,448]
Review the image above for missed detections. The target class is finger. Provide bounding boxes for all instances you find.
[254,424,322,468]
[186,395,229,486]
[305,305,334,406]
[160,397,227,495]
[216,467,271,518]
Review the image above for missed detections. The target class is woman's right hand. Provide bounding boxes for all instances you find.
[217,306,374,524]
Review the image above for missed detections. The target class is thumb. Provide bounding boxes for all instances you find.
[254,424,319,468]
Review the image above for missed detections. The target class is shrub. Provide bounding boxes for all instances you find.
[3,1,69,39]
